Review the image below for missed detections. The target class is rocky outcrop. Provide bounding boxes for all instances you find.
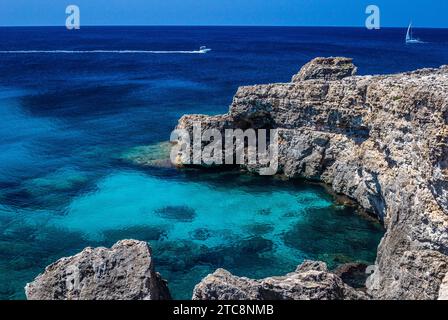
[25,240,171,300]
[192,261,367,300]
[174,57,448,299]
[292,57,358,82]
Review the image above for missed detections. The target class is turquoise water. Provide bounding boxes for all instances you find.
[0,168,384,299]
[3,26,432,299]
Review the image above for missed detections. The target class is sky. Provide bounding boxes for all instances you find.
[0,0,447,28]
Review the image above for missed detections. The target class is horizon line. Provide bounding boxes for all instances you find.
[0,24,446,29]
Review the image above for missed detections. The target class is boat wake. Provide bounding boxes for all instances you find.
[0,48,212,54]
[406,40,425,44]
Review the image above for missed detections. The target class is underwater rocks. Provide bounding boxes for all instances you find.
[244,223,275,236]
[154,205,196,222]
[175,58,448,299]
[282,206,382,268]
[25,240,171,300]
[192,260,367,300]
[153,236,274,274]
[121,141,173,168]
[189,228,212,241]
[102,225,168,245]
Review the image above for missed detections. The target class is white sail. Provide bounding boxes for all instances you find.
[406,23,412,42]
[406,22,423,44]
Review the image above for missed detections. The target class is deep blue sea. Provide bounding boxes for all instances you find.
[0,26,447,300]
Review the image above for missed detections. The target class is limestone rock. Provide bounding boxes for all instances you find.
[367,249,448,300]
[292,57,357,82]
[333,262,369,288]
[296,260,328,272]
[175,57,448,299]
[192,261,367,300]
[25,240,171,300]
[438,272,448,300]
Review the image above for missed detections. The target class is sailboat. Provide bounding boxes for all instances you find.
[406,22,422,44]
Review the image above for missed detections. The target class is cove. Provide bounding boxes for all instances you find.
[1,169,383,300]
[0,168,385,299]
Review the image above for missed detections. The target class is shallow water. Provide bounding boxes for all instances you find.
[3,26,445,299]
[0,168,384,299]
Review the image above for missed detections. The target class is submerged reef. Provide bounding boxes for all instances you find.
[121,141,173,168]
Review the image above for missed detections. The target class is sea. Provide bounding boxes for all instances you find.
[0,26,447,299]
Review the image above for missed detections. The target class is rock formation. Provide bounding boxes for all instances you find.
[25,240,172,300]
[192,261,367,300]
[292,57,358,82]
[174,57,448,300]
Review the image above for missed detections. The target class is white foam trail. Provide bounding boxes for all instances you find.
[0,49,211,54]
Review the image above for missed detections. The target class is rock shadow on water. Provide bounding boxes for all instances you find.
[154,205,196,222]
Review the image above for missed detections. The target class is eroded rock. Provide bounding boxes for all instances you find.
[292,57,357,82]
[192,260,367,300]
[25,240,171,300]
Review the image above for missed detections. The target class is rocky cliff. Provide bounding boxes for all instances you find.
[174,57,448,300]
[192,261,367,300]
[25,240,171,300]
